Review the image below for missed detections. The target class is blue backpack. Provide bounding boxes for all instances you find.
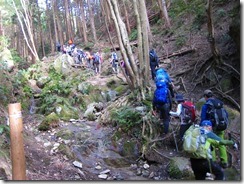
[154,80,168,105]
[93,55,100,64]
[155,68,171,83]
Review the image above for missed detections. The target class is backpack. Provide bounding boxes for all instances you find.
[154,80,168,105]
[183,125,212,159]
[155,68,171,83]
[93,55,100,64]
[182,101,196,123]
[206,99,228,131]
[112,52,117,60]
[150,51,157,62]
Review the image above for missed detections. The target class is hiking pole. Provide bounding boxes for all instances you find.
[8,103,26,180]
[172,130,179,152]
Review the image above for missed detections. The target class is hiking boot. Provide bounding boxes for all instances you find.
[220,163,228,169]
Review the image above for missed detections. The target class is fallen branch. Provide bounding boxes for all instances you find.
[159,47,195,60]
[152,148,171,160]
[214,87,240,111]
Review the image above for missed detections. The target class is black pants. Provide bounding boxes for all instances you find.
[190,158,224,180]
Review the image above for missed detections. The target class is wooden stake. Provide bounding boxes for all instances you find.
[8,103,26,180]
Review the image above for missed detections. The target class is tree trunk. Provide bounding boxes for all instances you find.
[12,0,40,62]
[64,0,73,41]
[87,0,97,43]
[80,0,88,44]
[206,0,221,65]
[161,0,171,28]
[122,0,131,35]
[52,0,59,45]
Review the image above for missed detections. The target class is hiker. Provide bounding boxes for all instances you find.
[149,49,159,80]
[186,120,235,180]
[85,51,93,68]
[68,39,73,45]
[155,68,175,98]
[77,49,85,64]
[56,42,61,52]
[201,89,229,168]
[93,52,100,74]
[111,51,119,73]
[169,94,196,140]
[152,79,172,135]
[120,60,129,76]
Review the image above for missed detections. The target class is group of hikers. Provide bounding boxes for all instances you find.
[150,49,237,180]
[56,39,125,75]
[56,39,104,74]
[56,41,237,180]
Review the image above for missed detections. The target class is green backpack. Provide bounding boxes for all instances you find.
[183,125,212,159]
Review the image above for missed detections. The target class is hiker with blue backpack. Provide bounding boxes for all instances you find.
[149,49,159,80]
[183,120,237,180]
[201,89,229,168]
[155,68,175,98]
[152,79,172,135]
[111,51,119,74]
[93,52,100,74]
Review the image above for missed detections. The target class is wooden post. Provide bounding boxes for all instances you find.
[8,103,26,180]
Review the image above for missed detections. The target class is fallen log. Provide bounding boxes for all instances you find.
[159,47,195,60]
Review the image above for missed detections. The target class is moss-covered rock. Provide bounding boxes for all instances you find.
[56,105,79,121]
[56,129,73,140]
[168,157,194,180]
[38,112,59,131]
[58,143,74,159]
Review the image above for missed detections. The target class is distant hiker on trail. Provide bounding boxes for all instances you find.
[110,51,119,74]
[93,52,100,74]
[155,68,175,98]
[120,59,129,76]
[68,39,73,45]
[56,42,61,52]
[62,45,67,54]
[201,89,229,169]
[85,51,93,68]
[149,49,159,80]
[184,120,237,180]
[170,94,196,140]
[152,79,172,135]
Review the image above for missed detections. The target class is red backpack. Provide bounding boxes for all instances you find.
[182,101,196,123]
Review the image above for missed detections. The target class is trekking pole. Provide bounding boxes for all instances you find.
[172,130,179,152]
[170,120,179,152]
[8,103,26,180]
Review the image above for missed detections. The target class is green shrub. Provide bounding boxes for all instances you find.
[110,106,142,131]
[129,29,138,41]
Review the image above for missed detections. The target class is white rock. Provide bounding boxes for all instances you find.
[44,142,51,147]
[100,169,110,174]
[98,174,108,179]
[143,163,150,169]
[95,165,102,170]
[73,161,83,169]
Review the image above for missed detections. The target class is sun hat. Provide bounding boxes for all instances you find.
[200,120,212,127]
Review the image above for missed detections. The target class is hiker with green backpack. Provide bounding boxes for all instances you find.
[183,120,236,180]
[201,89,229,168]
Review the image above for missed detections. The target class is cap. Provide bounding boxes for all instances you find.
[204,89,213,97]
[200,120,212,127]
[175,94,184,102]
